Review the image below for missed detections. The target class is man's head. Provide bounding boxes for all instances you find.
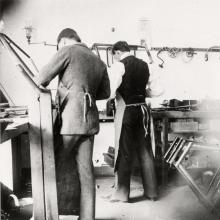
[57,28,81,50]
[112,41,130,61]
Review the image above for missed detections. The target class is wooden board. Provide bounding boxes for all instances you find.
[39,92,59,220]
[28,94,46,220]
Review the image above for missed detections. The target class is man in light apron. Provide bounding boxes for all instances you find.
[109,41,160,202]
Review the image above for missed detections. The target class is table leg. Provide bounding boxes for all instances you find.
[162,117,169,186]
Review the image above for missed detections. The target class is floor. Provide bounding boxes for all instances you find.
[59,176,219,220]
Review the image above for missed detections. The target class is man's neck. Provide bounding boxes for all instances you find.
[120,51,131,60]
[65,39,79,46]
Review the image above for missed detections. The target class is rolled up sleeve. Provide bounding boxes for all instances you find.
[146,66,164,97]
[108,61,125,99]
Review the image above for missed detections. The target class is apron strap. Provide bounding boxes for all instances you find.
[83,92,92,122]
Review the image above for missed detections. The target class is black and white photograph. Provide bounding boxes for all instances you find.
[1,0,220,220]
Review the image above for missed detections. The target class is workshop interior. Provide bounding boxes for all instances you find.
[1,0,220,220]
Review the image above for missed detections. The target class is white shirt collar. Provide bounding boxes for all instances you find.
[120,52,132,60]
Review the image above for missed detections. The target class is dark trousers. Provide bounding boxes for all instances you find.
[55,135,95,220]
[115,106,158,201]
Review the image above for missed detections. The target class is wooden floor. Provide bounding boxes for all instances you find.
[59,176,219,220]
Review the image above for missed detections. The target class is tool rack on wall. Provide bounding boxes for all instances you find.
[91,43,220,68]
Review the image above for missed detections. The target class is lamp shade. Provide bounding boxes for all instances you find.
[138,18,152,49]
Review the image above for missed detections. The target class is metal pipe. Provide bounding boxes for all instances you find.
[169,139,186,165]
[177,164,219,217]
[0,34,41,92]
[143,42,153,64]
[166,138,184,164]
[164,136,180,159]
[174,142,193,167]
[3,34,39,73]
[207,168,220,197]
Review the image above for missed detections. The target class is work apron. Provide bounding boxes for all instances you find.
[114,93,154,170]
[114,93,126,168]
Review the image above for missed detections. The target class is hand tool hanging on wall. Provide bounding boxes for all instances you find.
[156,47,167,68]
[167,47,181,58]
[181,48,196,63]
[185,48,196,58]
[204,46,220,61]
[91,43,154,67]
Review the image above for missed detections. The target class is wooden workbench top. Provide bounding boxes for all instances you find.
[0,117,29,143]
[151,110,220,119]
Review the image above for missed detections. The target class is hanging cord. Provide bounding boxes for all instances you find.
[157,47,167,68]
[83,92,92,122]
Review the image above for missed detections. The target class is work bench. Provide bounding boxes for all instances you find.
[0,32,59,220]
[0,117,29,196]
[151,110,220,186]
[0,92,59,220]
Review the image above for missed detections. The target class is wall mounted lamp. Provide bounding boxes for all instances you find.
[23,25,56,47]
[24,25,33,44]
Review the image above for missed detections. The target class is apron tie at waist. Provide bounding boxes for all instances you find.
[83,92,92,122]
[126,103,149,137]
[140,105,149,137]
[126,102,146,107]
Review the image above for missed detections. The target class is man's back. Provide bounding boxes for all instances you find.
[59,44,108,98]
[37,43,110,135]
[118,56,150,104]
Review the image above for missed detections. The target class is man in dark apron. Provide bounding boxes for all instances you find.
[108,41,159,202]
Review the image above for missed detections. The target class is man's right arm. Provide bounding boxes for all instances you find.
[35,47,70,87]
[108,61,125,99]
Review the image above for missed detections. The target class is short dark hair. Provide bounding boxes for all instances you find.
[112,41,130,54]
[57,28,81,44]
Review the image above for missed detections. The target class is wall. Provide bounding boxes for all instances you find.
[1,0,220,186]
[1,0,220,104]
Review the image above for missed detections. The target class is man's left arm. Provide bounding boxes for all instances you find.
[96,66,111,100]
[146,65,164,97]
